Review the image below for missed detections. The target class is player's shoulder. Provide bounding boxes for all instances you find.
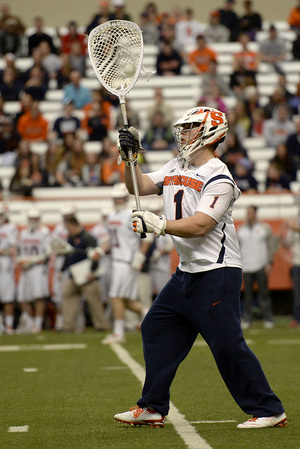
[39,224,51,235]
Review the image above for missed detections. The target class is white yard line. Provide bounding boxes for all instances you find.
[0,344,87,352]
[111,343,213,449]
[8,425,29,432]
[23,368,38,373]
[267,339,300,345]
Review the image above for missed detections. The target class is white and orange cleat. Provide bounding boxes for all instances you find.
[114,406,165,428]
[237,413,287,429]
[102,334,126,345]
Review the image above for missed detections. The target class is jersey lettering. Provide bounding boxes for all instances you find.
[209,196,219,209]
[164,175,203,192]
[211,111,224,126]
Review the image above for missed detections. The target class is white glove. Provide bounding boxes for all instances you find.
[149,248,161,264]
[132,210,167,237]
[87,247,105,261]
[131,251,146,271]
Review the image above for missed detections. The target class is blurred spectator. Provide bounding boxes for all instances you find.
[82,88,112,134]
[263,86,288,119]
[59,20,87,55]
[263,104,295,148]
[156,41,182,76]
[109,0,132,21]
[233,33,258,77]
[56,53,72,88]
[0,115,20,157]
[86,101,109,141]
[63,70,92,109]
[202,60,232,96]
[197,85,227,113]
[85,0,111,35]
[141,111,176,152]
[13,92,34,126]
[238,0,262,41]
[24,66,48,101]
[233,157,258,192]
[21,47,49,87]
[188,34,217,75]
[0,18,23,56]
[258,24,287,74]
[55,136,86,186]
[288,0,300,33]
[174,7,203,53]
[39,41,62,83]
[292,31,300,59]
[230,56,257,98]
[28,152,49,188]
[204,10,230,43]
[50,99,81,141]
[69,42,86,76]
[44,140,66,186]
[115,98,140,129]
[243,84,260,121]
[251,107,266,137]
[218,0,240,42]
[288,81,300,114]
[27,16,58,56]
[81,150,103,186]
[0,3,25,36]
[235,100,252,137]
[218,131,249,174]
[226,108,247,142]
[9,154,48,196]
[101,140,125,185]
[0,53,20,81]
[278,73,294,102]
[286,118,300,168]
[269,142,297,182]
[14,139,32,168]
[0,66,23,101]
[17,100,49,142]
[265,160,291,192]
[147,87,174,127]
[142,2,160,24]
[139,11,160,46]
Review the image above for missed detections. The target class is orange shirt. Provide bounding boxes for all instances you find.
[288,7,300,27]
[189,47,217,73]
[17,112,49,141]
[234,50,258,71]
[81,101,112,132]
[101,158,125,185]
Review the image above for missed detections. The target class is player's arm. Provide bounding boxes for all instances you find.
[118,127,160,196]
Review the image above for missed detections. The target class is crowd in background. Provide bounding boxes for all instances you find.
[0,1,300,196]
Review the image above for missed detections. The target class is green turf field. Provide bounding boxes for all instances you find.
[0,320,299,449]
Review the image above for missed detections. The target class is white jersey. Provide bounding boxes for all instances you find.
[107,207,140,264]
[52,223,69,271]
[90,222,110,247]
[18,225,51,257]
[147,157,242,273]
[0,221,18,259]
[0,222,18,303]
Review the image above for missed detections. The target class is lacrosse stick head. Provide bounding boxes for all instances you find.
[49,237,73,255]
[88,20,143,102]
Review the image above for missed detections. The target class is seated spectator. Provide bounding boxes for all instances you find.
[86,102,109,142]
[139,11,160,46]
[292,30,300,59]
[9,154,48,197]
[270,142,297,182]
[63,70,92,109]
[278,73,294,103]
[230,56,257,98]
[0,18,23,56]
[288,0,300,33]
[55,137,86,186]
[0,52,20,82]
[24,66,48,101]
[50,99,81,141]
[141,111,176,152]
[115,98,140,129]
[39,41,62,81]
[44,139,66,186]
[263,104,295,148]
[250,107,266,137]
[174,7,203,53]
[0,115,20,157]
[197,85,227,113]
[156,41,182,76]
[69,41,86,76]
[288,81,300,115]
[233,33,258,77]
[218,131,249,174]
[59,20,87,56]
[0,66,23,101]
[286,117,300,168]
[235,100,252,137]
[0,3,25,36]
[28,152,49,188]
[226,108,247,142]
[265,160,291,192]
[238,0,262,41]
[263,86,289,119]
[56,53,72,88]
[188,34,217,75]
[21,46,49,86]
[218,0,240,42]
[109,0,132,21]
[204,10,230,43]
[17,100,49,142]
[81,150,103,186]
[243,84,260,118]
[258,24,287,74]
[13,92,34,126]
[82,88,112,133]
[85,0,111,35]
[147,87,174,127]
[233,157,258,192]
[27,16,58,56]
[101,139,125,185]
[14,139,32,168]
[202,60,232,96]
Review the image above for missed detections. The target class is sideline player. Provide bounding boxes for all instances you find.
[0,204,18,334]
[16,207,51,334]
[113,108,286,429]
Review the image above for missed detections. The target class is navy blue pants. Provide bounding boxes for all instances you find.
[137,267,284,417]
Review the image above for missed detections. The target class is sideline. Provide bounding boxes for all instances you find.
[111,343,213,449]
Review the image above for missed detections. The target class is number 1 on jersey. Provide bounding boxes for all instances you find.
[174,190,184,220]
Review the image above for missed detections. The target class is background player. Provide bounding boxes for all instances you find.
[114,108,286,429]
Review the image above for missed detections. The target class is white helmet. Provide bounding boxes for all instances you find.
[27,206,41,230]
[112,183,129,199]
[173,106,228,163]
[60,203,77,217]
[0,204,9,224]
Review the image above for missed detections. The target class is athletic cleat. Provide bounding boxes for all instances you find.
[237,412,287,429]
[114,406,165,427]
[102,333,126,345]
[264,320,274,329]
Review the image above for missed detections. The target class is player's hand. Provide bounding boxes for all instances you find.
[132,210,166,237]
[86,247,104,261]
[117,126,143,167]
[131,251,146,271]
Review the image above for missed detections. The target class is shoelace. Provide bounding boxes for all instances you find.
[130,406,144,418]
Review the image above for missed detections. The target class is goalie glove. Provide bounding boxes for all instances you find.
[131,251,146,271]
[86,247,105,261]
[132,210,167,237]
[117,126,144,167]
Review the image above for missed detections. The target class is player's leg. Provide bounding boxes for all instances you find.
[242,272,254,326]
[0,269,16,334]
[16,272,34,334]
[256,269,274,326]
[30,266,48,333]
[61,278,81,331]
[81,279,110,330]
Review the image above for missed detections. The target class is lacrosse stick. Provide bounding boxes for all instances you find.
[48,237,103,260]
[88,20,146,238]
